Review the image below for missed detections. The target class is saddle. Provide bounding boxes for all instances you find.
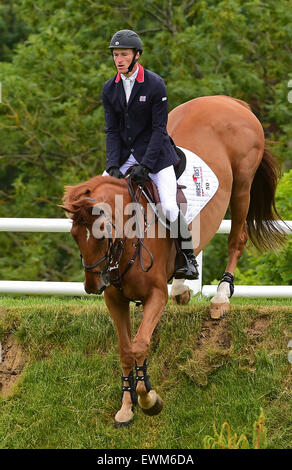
[171,138,187,180]
[128,143,187,217]
[143,180,187,215]
[143,143,187,216]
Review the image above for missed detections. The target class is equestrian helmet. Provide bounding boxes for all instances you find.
[109,30,143,54]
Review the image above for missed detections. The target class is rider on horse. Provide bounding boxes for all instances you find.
[102,29,198,280]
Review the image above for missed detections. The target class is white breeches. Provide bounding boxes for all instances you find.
[103,154,179,222]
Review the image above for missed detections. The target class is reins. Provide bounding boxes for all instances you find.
[126,177,154,274]
[80,178,154,296]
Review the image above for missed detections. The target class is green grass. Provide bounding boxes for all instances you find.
[0,293,291,307]
[0,296,291,449]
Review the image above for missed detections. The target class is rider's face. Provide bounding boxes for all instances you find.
[113,48,139,76]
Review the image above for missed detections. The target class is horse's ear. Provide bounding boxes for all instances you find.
[58,197,97,219]
[58,204,78,218]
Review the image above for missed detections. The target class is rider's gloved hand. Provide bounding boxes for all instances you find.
[108,166,125,179]
[130,165,150,187]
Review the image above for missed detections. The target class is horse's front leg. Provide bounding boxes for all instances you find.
[104,289,136,427]
[132,286,167,416]
[170,278,191,304]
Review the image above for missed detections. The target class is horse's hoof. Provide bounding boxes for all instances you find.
[171,288,191,305]
[114,407,134,428]
[114,417,134,428]
[210,301,230,319]
[139,394,163,416]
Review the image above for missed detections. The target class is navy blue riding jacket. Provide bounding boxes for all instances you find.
[102,64,179,173]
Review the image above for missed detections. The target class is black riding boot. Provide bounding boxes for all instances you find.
[172,212,199,280]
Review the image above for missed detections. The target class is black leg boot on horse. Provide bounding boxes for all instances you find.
[114,370,137,428]
[172,211,199,280]
[135,359,163,416]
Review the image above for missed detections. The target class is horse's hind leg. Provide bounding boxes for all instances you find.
[104,290,136,427]
[210,179,250,319]
[132,286,167,415]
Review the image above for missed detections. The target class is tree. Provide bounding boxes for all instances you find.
[0,0,291,283]
[0,0,31,62]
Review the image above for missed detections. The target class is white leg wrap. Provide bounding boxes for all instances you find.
[170,278,188,296]
[211,281,231,304]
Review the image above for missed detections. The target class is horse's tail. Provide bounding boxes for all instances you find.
[246,145,286,251]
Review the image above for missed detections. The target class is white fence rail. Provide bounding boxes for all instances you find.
[0,218,291,298]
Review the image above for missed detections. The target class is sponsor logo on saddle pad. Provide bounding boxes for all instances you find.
[177,147,219,224]
[192,167,202,197]
[192,166,212,197]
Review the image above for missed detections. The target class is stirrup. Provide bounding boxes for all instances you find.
[121,370,137,406]
[135,359,152,393]
[174,251,199,280]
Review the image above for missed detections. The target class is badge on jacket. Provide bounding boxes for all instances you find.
[139,96,146,102]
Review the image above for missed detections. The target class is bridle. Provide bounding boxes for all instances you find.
[80,203,120,287]
[79,181,154,292]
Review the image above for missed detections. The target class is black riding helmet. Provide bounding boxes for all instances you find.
[109,29,143,53]
[109,29,143,74]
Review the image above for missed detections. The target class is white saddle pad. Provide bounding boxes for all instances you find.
[177,146,219,224]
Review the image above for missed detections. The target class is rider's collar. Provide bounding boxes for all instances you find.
[121,67,138,82]
[115,64,144,84]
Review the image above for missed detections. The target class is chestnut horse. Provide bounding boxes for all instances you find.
[62,95,284,427]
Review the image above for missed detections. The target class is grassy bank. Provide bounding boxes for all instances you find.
[0,296,291,449]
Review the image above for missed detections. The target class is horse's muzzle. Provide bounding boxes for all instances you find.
[84,283,106,295]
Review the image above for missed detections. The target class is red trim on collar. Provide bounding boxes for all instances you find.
[136,64,144,83]
[114,64,144,84]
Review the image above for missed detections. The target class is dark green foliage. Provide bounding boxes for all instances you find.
[0,0,291,284]
[0,0,31,62]
[235,170,292,285]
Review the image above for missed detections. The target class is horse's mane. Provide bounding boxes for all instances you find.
[62,175,127,224]
[63,175,126,204]
[63,175,102,206]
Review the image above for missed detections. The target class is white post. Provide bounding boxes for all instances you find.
[0,280,87,296]
[0,218,72,232]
